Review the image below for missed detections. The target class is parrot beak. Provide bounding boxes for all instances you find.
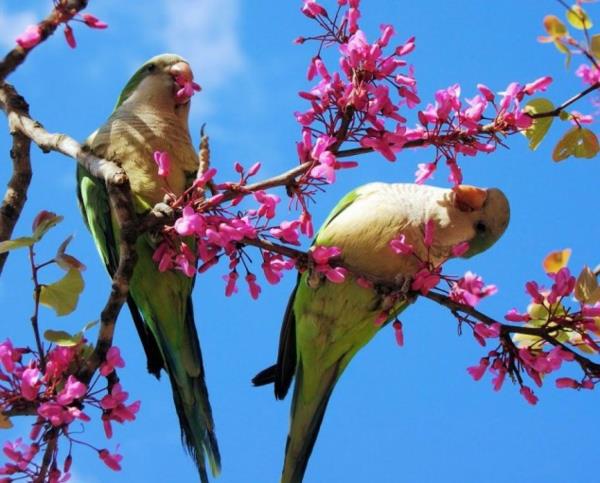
[453,185,488,212]
[170,61,201,105]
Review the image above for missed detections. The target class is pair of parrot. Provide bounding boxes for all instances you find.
[77,54,510,483]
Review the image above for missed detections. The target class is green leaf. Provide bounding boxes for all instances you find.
[32,212,63,241]
[0,237,36,254]
[43,329,82,347]
[575,266,600,304]
[553,127,600,161]
[39,269,84,316]
[591,34,600,59]
[566,5,593,30]
[524,98,555,150]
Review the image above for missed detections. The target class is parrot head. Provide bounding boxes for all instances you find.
[450,185,510,258]
[114,53,200,115]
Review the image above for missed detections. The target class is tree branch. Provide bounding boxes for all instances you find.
[0,130,32,274]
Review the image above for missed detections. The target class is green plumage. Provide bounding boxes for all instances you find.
[254,182,510,483]
[77,54,220,482]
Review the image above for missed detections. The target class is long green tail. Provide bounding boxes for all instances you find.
[281,360,341,483]
[158,300,221,482]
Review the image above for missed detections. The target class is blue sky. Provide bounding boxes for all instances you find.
[0,1,599,482]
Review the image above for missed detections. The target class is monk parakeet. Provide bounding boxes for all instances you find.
[77,54,219,482]
[253,182,510,483]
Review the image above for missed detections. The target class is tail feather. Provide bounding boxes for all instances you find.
[154,300,221,482]
[281,359,341,483]
[252,364,277,387]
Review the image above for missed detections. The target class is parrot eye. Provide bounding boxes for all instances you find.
[474,221,487,234]
[146,63,156,73]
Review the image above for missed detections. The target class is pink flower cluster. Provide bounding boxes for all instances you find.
[413,77,551,186]
[467,265,600,405]
[15,8,107,51]
[310,246,348,283]
[0,341,138,480]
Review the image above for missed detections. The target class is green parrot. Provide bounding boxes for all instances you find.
[76,54,220,482]
[253,182,510,483]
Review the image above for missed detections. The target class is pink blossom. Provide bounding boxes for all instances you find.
[575,64,600,86]
[477,84,495,102]
[582,305,600,317]
[447,160,462,186]
[174,206,204,237]
[415,163,435,184]
[519,385,538,405]
[270,220,302,245]
[153,151,171,177]
[44,346,75,380]
[64,25,76,49]
[195,167,217,188]
[450,272,497,307]
[302,0,327,18]
[451,241,470,257]
[411,267,440,294]
[555,377,579,389]
[473,322,501,339]
[224,271,239,296]
[99,449,122,471]
[389,234,414,256]
[245,274,261,300]
[0,339,18,373]
[100,346,125,376]
[254,191,280,219]
[318,265,348,283]
[20,367,41,401]
[81,13,108,29]
[525,281,545,304]
[38,403,72,427]
[491,367,506,391]
[16,25,42,49]
[175,76,201,103]
[504,308,531,323]
[174,242,197,277]
[467,358,489,381]
[523,76,552,95]
[569,111,594,125]
[423,219,435,247]
[56,375,87,405]
[100,384,130,410]
[392,320,404,347]
[311,246,342,265]
[547,267,575,303]
[152,242,175,272]
[299,210,314,238]
[261,252,294,284]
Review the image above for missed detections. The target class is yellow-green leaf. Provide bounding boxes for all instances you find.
[39,269,84,316]
[543,248,571,274]
[524,99,555,150]
[43,329,81,347]
[553,127,600,162]
[592,34,600,59]
[566,5,593,30]
[0,237,36,254]
[543,15,568,37]
[575,266,600,304]
[0,413,12,429]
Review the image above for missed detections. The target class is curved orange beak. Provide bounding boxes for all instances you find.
[453,185,488,212]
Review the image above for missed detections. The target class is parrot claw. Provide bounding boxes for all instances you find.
[154,201,175,218]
